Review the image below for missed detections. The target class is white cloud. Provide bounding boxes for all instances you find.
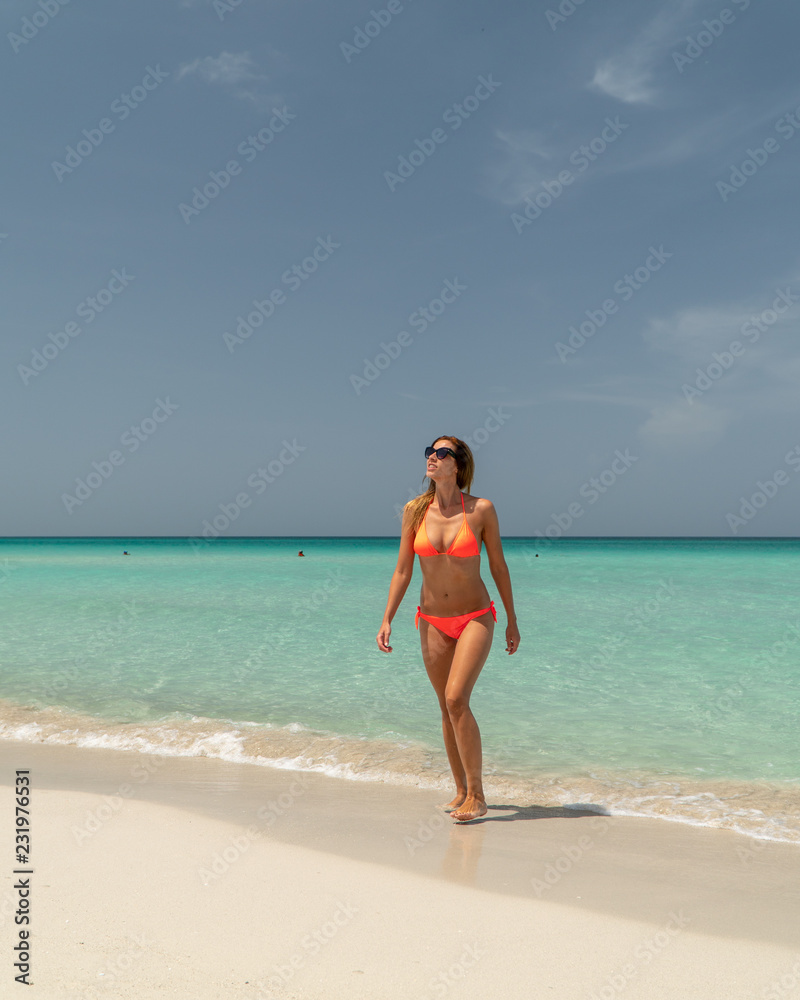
[177,51,287,108]
[643,284,800,367]
[178,51,260,86]
[643,304,750,365]
[591,59,654,106]
[638,399,733,449]
[590,0,700,105]
[620,89,800,172]
[486,129,558,206]
[636,279,800,424]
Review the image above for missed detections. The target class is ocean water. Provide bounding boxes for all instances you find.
[0,536,798,843]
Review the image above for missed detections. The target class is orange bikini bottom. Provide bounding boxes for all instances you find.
[415,601,497,640]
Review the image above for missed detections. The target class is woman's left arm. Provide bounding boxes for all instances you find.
[480,500,521,654]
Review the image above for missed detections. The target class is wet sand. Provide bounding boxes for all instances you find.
[1,739,799,999]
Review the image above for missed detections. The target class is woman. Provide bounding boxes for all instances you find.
[377,435,520,822]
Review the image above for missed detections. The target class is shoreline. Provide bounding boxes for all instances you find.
[2,740,799,998]
[3,701,800,846]
[3,740,800,933]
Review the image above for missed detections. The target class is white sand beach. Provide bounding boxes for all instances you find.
[1,740,799,1000]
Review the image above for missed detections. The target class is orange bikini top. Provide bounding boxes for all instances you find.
[414,493,480,558]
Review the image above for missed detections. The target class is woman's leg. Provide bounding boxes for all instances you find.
[419,613,494,817]
[419,620,467,810]
[445,615,494,821]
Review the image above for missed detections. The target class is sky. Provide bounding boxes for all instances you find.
[2,0,799,537]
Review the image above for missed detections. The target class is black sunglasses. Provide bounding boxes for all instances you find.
[425,446,457,460]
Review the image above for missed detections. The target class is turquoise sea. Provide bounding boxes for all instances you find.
[0,537,798,843]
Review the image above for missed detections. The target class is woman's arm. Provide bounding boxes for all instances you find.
[377,504,417,652]
[480,499,521,654]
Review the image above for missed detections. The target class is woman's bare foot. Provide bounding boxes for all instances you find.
[450,795,487,823]
[441,793,467,813]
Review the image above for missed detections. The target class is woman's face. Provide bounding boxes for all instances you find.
[427,439,458,480]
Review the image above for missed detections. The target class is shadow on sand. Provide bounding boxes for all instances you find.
[455,802,611,825]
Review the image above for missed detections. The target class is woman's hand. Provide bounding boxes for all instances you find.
[377,622,393,653]
[505,622,521,655]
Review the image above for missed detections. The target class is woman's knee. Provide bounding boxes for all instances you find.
[445,690,469,718]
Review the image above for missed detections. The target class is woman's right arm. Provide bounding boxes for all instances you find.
[376,505,416,653]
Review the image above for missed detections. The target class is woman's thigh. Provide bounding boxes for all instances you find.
[419,614,494,706]
[446,616,494,704]
[419,620,457,707]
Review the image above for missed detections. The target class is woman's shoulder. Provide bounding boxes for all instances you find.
[463,493,495,514]
[403,494,431,512]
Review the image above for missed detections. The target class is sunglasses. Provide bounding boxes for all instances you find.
[425,446,457,460]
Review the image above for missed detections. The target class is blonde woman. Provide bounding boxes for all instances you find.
[377,436,520,822]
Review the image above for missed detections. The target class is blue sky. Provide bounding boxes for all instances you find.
[2,0,799,537]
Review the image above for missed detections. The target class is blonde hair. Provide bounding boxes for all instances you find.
[406,435,475,534]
